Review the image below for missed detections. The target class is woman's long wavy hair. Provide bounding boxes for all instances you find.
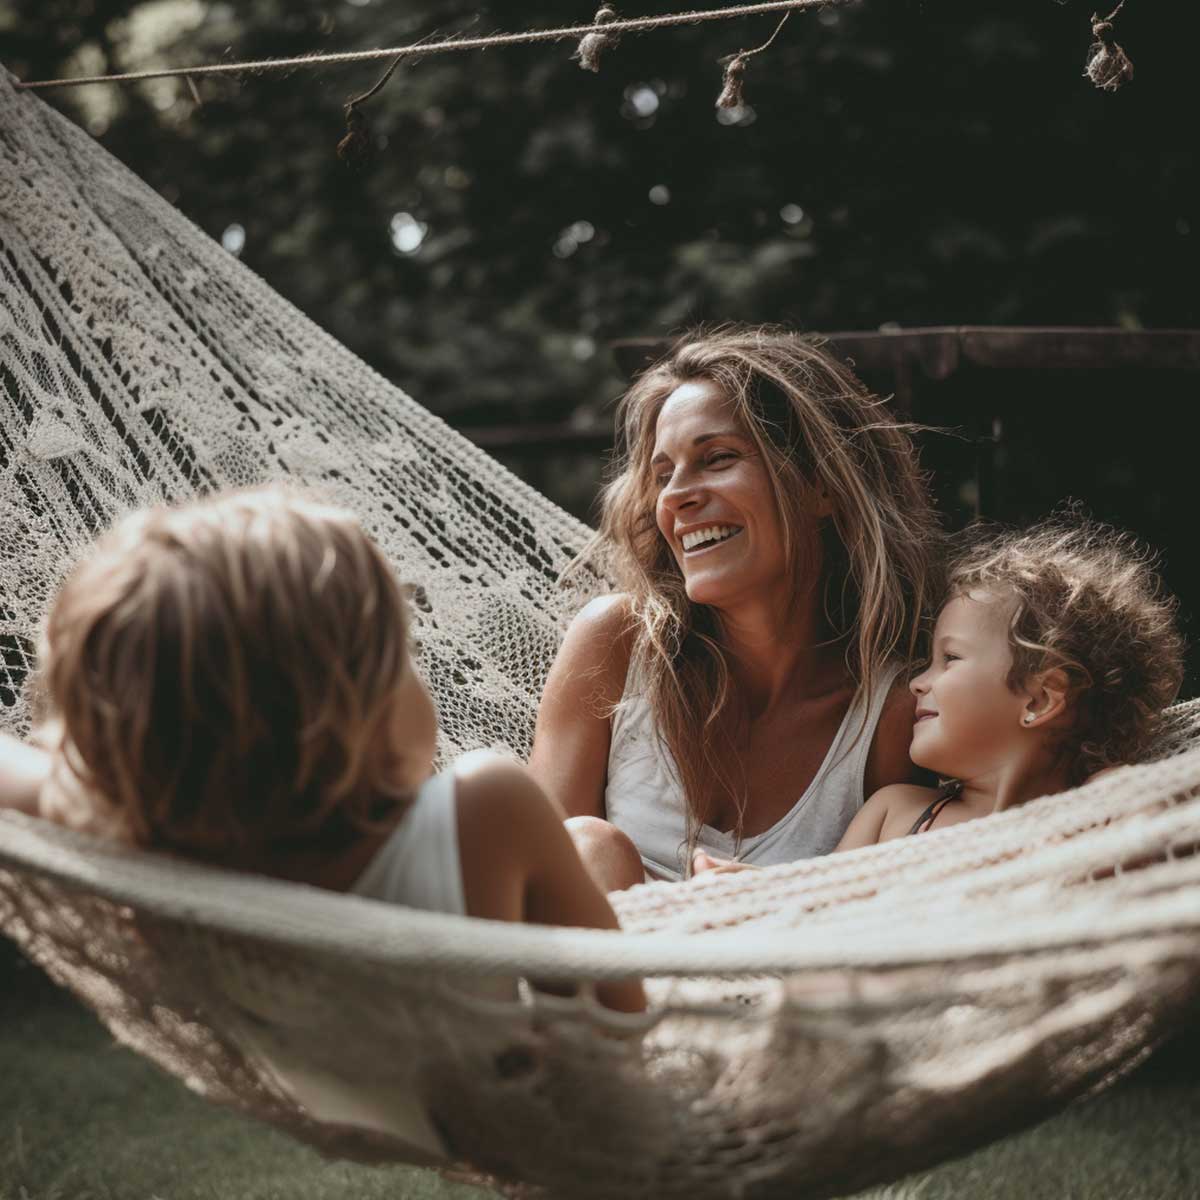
[587,325,942,860]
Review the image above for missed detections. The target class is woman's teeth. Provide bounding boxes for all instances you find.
[682,525,741,552]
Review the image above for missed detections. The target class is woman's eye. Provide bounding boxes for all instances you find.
[706,451,738,469]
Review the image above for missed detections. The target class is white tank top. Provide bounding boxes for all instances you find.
[351,768,466,915]
[605,660,904,881]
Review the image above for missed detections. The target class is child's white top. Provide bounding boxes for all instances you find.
[351,768,466,915]
[231,768,478,1164]
[606,660,905,881]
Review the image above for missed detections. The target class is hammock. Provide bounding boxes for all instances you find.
[2,67,1200,1200]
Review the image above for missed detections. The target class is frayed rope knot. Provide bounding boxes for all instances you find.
[714,12,789,110]
[336,52,403,164]
[337,105,372,164]
[576,5,621,72]
[716,55,748,109]
[1085,8,1134,91]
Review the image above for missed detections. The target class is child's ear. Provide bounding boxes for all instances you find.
[1020,668,1071,729]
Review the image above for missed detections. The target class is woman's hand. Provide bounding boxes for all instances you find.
[691,849,760,877]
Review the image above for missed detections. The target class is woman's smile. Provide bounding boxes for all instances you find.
[680,525,744,554]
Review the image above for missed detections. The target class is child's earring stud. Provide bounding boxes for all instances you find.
[1024,714,1035,725]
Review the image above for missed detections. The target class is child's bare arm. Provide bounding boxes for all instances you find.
[455,756,645,1012]
[832,790,891,852]
[0,733,50,816]
[835,784,937,852]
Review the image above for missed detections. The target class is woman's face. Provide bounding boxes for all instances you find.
[651,380,793,610]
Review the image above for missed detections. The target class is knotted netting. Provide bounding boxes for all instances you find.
[2,66,1200,1200]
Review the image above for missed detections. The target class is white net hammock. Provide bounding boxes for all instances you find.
[1,66,1199,1200]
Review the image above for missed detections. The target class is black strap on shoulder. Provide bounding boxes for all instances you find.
[907,780,963,836]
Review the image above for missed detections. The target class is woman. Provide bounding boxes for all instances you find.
[529,326,942,889]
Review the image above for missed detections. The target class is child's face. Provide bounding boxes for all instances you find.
[908,591,1030,780]
[390,657,439,791]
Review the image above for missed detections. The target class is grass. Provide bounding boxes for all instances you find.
[3,943,1199,1200]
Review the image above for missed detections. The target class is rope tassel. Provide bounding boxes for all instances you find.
[1085,3,1134,92]
[715,12,789,110]
[716,56,747,108]
[336,53,403,164]
[575,5,620,73]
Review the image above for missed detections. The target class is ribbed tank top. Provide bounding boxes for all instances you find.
[605,660,904,881]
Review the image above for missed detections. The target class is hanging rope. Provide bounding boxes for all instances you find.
[336,53,404,164]
[716,13,791,109]
[14,0,855,92]
[1084,1,1134,91]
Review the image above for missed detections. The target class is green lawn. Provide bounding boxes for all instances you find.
[3,943,1198,1200]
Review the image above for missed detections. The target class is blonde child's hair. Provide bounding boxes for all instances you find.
[947,517,1185,781]
[38,487,416,861]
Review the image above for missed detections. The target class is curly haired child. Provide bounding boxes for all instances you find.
[0,487,643,1012]
[835,517,1186,848]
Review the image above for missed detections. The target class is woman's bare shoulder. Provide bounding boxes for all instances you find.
[569,592,636,637]
[554,593,637,683]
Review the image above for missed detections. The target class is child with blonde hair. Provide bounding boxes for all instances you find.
[0,487,643,1012]
[837,517,1186,848]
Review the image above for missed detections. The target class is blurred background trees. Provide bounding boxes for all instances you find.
[5,0,1195,420]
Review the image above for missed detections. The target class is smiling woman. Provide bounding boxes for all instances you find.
[528,325,944,885]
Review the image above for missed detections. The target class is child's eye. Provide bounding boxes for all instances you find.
[942,652,960,665]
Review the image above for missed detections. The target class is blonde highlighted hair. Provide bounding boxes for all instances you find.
[39,487,415,862]
[587,324,942,857]
[947,517,1185,781]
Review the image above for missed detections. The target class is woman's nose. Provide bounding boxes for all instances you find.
[660,472,699,511]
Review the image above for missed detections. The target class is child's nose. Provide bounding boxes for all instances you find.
[909,669,930,696]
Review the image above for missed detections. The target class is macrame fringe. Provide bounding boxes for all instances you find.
[1085,5,1134,92]
[575,5,620,73]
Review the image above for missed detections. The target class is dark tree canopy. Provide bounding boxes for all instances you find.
[6,0,1196,425]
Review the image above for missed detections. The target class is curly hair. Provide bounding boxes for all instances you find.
[579,324,943,857]
[947,517,1185,781]
[38,487,416,863]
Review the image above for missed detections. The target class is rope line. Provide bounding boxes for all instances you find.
[15,0,855,92]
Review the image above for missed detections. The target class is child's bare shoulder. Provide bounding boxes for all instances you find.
[453,752,557,840]
[866,783,941,843]
[837,782,936,851]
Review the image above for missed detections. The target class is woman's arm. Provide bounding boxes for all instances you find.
[527,594,634,820]
[863,678,921,798]
[0,733,50,816]
[455,755,645,1012]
